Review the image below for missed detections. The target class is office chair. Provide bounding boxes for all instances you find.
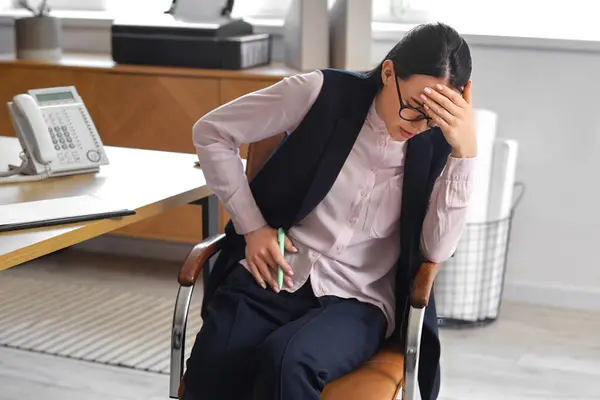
[169,134,441,400]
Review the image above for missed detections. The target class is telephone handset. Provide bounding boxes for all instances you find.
[13,94,55,164]
[1,86,109,184]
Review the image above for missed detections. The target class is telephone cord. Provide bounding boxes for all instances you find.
[0,172,51,183]
[0,153,50,183]
[0,152,28,177]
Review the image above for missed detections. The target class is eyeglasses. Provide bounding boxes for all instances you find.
[394,75,437,129]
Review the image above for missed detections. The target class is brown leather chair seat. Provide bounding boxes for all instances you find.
[321,346,404,400]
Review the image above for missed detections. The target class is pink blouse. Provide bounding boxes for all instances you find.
[193,70,475,337]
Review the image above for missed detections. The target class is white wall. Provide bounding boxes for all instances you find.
[477,46,600,309]
[1,17,599,310]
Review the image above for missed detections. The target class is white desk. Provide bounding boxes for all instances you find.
[0,136,214,270]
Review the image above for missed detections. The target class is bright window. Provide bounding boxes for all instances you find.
[388,0,598,25]
[230,0,292,19]
[231,0,398,20]
[9,0,402,19]
[10,0,598,29]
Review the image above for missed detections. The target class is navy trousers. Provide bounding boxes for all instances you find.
[183,264,387,400]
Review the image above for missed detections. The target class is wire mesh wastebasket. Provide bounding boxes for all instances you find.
[435,182,525,327]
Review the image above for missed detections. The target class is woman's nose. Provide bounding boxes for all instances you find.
[411,119,428,132]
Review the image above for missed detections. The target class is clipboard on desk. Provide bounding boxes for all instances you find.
[0,195,136,233]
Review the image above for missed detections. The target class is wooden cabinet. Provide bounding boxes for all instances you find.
[0,68,100,138]
[220,78,278,102]
[92,73,220,152]
[0,54,295,243]
[93,74,221,242]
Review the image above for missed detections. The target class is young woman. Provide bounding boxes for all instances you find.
[183,22,476,400]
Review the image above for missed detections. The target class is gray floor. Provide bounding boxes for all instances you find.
[1,248,599,400]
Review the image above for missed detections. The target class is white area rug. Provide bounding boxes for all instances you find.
[0,274,203,374]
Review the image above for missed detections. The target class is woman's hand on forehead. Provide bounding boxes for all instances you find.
[420,80,477,158]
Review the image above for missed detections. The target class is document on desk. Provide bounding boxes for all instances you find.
[0,195,136,232]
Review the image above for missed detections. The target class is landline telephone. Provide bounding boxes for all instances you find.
[1,86,109,183]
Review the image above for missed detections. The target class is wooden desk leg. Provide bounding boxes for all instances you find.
[201,195,220,240]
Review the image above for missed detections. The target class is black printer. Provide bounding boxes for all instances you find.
[111,17,272,70]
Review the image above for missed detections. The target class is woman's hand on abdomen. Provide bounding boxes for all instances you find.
[244,226,297,292]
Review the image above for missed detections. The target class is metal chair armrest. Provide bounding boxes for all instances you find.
[169,233,226,398]
[402,262,441,400]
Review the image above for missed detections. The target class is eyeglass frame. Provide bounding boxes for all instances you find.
[392,72,437,129]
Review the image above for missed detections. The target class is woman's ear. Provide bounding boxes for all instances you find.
[381,60,394,84]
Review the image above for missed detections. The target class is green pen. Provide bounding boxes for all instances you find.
[277,227,285,290]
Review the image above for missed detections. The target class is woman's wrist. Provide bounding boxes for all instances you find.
[244,224,269,238]
[450,144,477,158]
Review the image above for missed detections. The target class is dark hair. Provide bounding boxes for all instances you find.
[367,22,472,92]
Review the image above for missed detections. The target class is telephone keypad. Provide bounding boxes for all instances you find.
[40,103,105,167]
[86,150,101,163]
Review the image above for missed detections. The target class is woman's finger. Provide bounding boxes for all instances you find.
[422,88,462,117]
[269,243,294,277]
[423,103,451,133]
[258,248,276,270]
[247,261,267,289]
[462,80,473,105]
[284,235,298,253]
[284,275,294,288]
[421,93,455,126]
[255,254,279,291]
[434,84,468,109]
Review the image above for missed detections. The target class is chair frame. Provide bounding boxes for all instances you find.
[169,137,440,400]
